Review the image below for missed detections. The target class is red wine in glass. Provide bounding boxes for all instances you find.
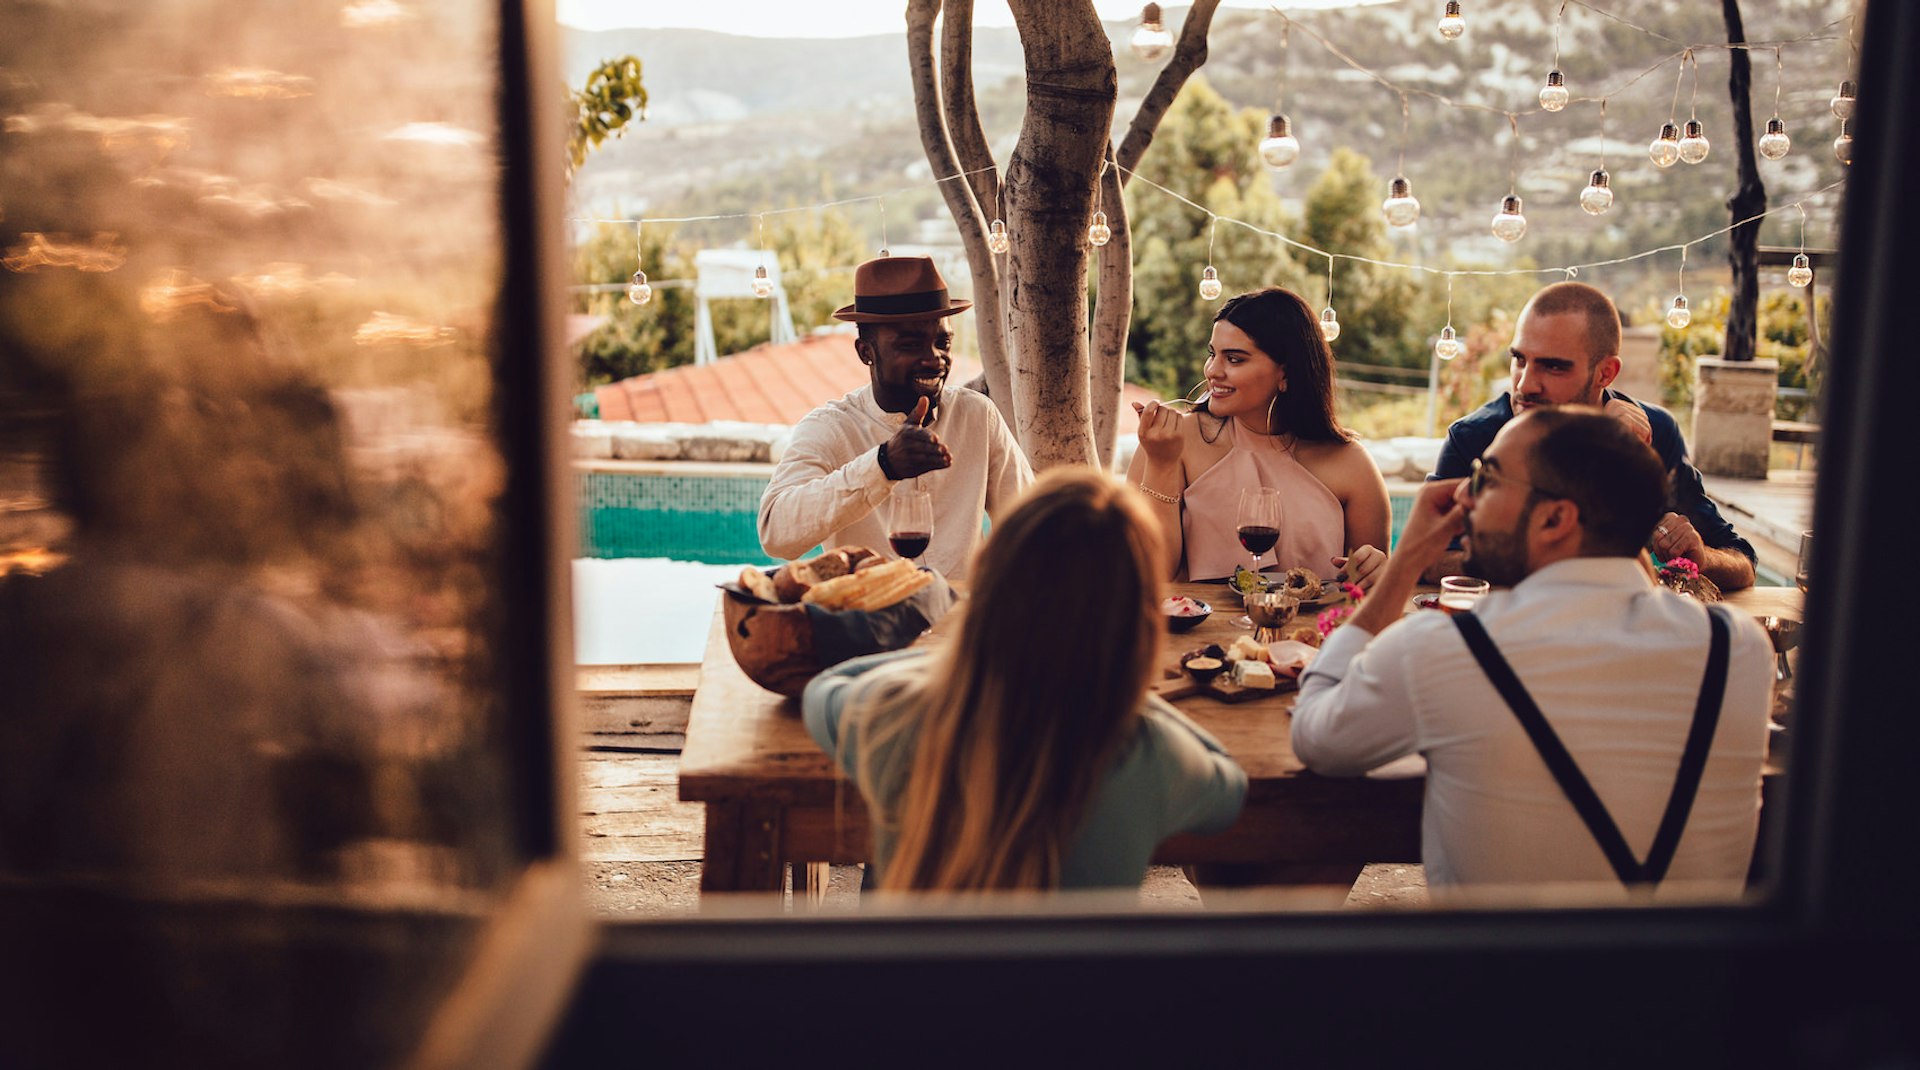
[1237,525,1280,556]
[890,531,932,559]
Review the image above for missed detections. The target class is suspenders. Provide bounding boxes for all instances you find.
[1452,606,1733,886]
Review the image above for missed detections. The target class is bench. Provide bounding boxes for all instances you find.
[1772,420,1819,470]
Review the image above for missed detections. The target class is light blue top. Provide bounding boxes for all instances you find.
[802,650,1248,889]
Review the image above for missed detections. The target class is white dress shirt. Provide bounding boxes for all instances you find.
[1291,557,1774,892]
[758,386,1033,581]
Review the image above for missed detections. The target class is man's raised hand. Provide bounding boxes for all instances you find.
[883,395,952,479]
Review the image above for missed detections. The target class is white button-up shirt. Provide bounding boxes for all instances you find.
[1292,557,1774,892]
[758,386,1032,580]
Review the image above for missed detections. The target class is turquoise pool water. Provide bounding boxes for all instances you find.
[576,468,1787,584]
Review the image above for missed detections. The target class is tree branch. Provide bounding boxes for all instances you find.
[1115,0,1222,183]
[1090,148,1132,470]
[940,0,1001,223]
[907,0,1015,419]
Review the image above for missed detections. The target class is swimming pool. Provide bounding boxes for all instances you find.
[576,465,1786,583]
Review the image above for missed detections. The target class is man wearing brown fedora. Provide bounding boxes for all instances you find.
[759,255,1032,580]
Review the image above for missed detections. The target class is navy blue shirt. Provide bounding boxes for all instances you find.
[1430,390,1756,563]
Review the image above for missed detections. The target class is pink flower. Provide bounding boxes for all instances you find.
[1339,581,1366,602]
[1316,605,1354,636]
[1659,556,1701,580]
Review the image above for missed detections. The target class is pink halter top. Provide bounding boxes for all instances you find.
[1178,419,1347,582]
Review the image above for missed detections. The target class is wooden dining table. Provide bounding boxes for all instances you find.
[678,578,1800,896]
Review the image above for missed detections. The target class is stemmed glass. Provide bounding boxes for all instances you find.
[1234,487,1283,627]
[888,485,933,565]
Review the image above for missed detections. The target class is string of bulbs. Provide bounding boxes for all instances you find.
[593,3,1851,367]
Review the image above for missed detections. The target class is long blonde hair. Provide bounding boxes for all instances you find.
[850,468,1167,891]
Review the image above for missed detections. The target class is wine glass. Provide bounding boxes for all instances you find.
[1234,487,1283,627]
[888,485,934,565]
[1796,530,1812,595]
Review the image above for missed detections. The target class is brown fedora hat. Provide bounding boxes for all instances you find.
[832,255,972,323]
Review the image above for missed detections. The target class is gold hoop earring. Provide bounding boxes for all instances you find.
[1265,393,1278,435]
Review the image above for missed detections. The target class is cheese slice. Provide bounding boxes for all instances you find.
[1230,659,1276,689]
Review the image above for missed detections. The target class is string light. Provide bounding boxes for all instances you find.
[1580,170,1614,215]
[987,218,1010,255]
[1833,119,1853,165]
[1437,1,1465,41]
[1667,249,1690,329]
[1088,210,1112,247]
[1435,276,1461,361]
[1492,194,1527,242]
[1830,79,1856,119]
[1259,114,1300,169]
[1759,48,1791,160]
[1759,118,1792,160]
[1679,119,1711,165]
[1539,70,1569,112]
[1190,218,1221,297]
[1131,3,1173,62]
[751,215,774,298]
[1320,258,1340,342]
[626,221,652,305]
[1382,176,1421,228]
[1788,205,1813,287]
[1649,122,1681,168]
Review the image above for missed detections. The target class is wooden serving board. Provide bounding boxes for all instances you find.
[1154,664,1299,704]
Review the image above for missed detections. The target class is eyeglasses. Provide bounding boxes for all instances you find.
[1467,456,1559,500]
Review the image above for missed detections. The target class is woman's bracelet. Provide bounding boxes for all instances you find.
[1137,482,1180,505]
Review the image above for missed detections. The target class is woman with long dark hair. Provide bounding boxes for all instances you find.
[1126,287,1391,585]
[801,468,1247,891]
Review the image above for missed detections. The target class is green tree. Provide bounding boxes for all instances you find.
[1123,75,1301,398]
[568,56,648,177]
[1300,148,1421,374]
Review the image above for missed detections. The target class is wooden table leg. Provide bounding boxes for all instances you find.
[699,801,786,895]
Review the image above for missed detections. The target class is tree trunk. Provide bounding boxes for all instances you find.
[1723,0,1765,363]
[1090,147,1131,470]
[906,0,1014,421]
[1004,0,1114,469]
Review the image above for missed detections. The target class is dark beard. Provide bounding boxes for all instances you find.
[1461,501,1535,587]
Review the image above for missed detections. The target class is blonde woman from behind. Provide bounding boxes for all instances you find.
[802,468,1248,892]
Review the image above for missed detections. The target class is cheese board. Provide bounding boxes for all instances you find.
[1153,663,1298,704]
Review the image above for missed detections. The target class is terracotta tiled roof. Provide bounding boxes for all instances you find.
[595,333,1157,437]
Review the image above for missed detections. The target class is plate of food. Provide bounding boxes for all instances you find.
[1411,592,1442,611]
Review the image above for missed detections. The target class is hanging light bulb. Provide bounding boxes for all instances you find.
[1830,80,1856,120]
[1490,195,1527,242]
[1579,169,1614,215]
[1319,307,1341,342]
[987,218,1010,255]
[751,264,773,299]
[1788,253,1813,288]
[1539,70,1569,112]
[1130,3,1173,62]
[1088,210,1112,247]
[626,269,653,306]
[1381,176,1421,228]
[1435,326,1463,361]
[1666,295,1691,329]
[1198,265,1222,301]
[1757,117,1791,160]
[1678,119,1710,165]
[1259,114,1300,169]
[1648,122,1681,168]
[1437,1,1465,40]
[1833,121,1854,166]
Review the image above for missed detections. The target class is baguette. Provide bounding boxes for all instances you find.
[802,558,932,611]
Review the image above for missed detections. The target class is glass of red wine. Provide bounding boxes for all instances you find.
[1234,486,1283,627]
[889,485,934,565]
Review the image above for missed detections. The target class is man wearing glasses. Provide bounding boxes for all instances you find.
[1426,282,1756,591]
[1292,407,1774,891]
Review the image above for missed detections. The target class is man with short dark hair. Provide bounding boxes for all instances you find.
[1427,281,1756,590]
[1293,407,1774,892]
[759,256,1032,580]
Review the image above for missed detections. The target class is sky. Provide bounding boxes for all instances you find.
[556,0,1373,38]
